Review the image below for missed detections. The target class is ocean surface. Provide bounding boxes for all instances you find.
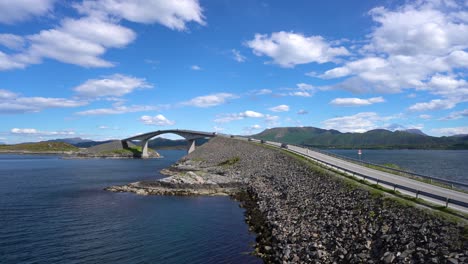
[0,150,261,264]
[326,149,468,183]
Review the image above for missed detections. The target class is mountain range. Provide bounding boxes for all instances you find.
[252,127,468,149]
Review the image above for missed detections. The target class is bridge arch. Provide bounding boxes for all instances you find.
[123,129,217,158]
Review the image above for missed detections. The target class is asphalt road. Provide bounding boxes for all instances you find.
[235,136,468,213]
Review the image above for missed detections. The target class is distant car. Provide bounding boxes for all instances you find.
[281,143,288,149]
[248,138,253,141]
[230,135,234,138]
[212,132,217,136]
[260,140,266,144]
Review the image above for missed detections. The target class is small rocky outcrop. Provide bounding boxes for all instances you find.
[75,140,160,158]
[106,137,467,263]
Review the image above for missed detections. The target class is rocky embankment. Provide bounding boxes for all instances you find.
[107,137,467,263]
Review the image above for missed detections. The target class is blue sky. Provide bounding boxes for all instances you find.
[0,0,467,143]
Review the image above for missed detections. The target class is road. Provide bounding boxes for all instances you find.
[233,136,468,213]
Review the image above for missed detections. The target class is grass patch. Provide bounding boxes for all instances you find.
[218,156,240,166]
[0,142,78,152]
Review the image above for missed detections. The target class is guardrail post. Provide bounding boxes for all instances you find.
[415,190,419,199]
[393,185,397,192]
[445,197,449,208]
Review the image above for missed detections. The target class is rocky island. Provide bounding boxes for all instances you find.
[106,137,467,263]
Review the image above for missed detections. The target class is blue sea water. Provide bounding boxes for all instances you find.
[0,150,261,264]
[326,149,468,183]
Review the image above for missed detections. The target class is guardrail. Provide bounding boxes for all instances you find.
[232,136,468,211]
[291,144,468,190]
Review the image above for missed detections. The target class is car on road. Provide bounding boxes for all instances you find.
[281,143,288,149]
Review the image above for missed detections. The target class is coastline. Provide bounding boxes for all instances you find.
[106,137,467,263]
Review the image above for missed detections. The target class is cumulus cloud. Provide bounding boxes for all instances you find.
[269,104,289,112]
[10,128,75,136]
[264,114,280,126]
[318,1,468,102]
[431,126,468,136]
[0,34,25,50]
[76,0,205,31]
[75,105,159,115]
[246,31,349,68]
[0,0,205,70]
[0,89,87,114]
[232,49,246,62]
[182,93,238,107]
[73,74,152,97]
[140,114,175,126]
[284,83,315,97]
[408,99,457,112]
[330,96,385,106]
[214,110,264,123]
[322,112,395,133]
[243,124,262,134]
[0,0,55,24]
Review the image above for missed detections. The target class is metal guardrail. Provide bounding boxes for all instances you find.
[232,136,468,210]
[295,144,468,189]
[283,144,468,209]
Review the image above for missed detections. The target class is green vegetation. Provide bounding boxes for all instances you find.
[0,142,78,152]
[218,156,240,166]
[253,127,468,149]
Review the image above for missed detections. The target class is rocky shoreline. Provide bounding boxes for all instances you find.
[106,137,467,263]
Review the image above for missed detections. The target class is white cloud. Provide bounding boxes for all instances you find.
[243,124,262,134]
[252,89,272,95]
[11,128,75,136]
[246,31,349,68]
[408,99,457,112]
[0,0,55,24]
[75,105,159,115]
[290,91,311,97]
[242,110,264,118]
[264,114,280,126]
[76,0,205,31]
[419,114,432,119]
[232,49,246,62]
[431,126,468,136]
[213,126,225,132]
[214,110,264,123]
[297,109,308,115]
[330,96,385,106]
[0,89,87,114]
[1,0,204,70]
[269,104,289,112]
[0,34,25,50]
[73,74,152,98]
[322,112,395,133]
[191,65,202,70]
[285,83,315,97]
[440,109,468,120]
[318,1,468,100]
[140,114,175,126]
[182,93,238,107]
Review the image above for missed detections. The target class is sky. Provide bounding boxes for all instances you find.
[0,0,467,143]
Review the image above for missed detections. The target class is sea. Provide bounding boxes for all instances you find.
[326,149,468,183]
[1,149,466,263]
[0,150,261,264]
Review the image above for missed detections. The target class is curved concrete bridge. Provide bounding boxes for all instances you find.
[123,129,217,158]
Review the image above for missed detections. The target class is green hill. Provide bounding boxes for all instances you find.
[252,127,468,149]
[0,142,78,152]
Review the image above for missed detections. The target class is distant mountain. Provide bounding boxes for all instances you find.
[252,127,468,149]
[401,129,427,136]
[47,137,95,145]
[0,142,78,152]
